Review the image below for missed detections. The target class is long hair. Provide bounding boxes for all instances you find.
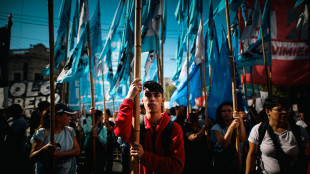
[95,110,103,123]
[215,101,233,128]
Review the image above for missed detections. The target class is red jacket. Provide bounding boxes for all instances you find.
[114,99,185,174]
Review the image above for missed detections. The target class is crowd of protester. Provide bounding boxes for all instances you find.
[0,81,310,174]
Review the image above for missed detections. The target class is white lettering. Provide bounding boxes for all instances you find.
[25,97,35,109]
[40,81,50,95]
[26,82,38,96]
[10,83,26,96]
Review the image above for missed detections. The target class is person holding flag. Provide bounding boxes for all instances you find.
[29,103,80,174]
[114,79,185,174]
[211,101,246,173]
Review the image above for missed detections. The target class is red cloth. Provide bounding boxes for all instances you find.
[114,99,185,174]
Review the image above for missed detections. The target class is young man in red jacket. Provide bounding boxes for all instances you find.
[114,78,185,174]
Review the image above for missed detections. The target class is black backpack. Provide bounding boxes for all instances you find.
[257,120,307,173]
[140,115,174,156]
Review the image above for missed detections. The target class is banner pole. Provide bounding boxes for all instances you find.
[224,0,241,173]
[131,0,142,173]
[186,1,190,114]
[260,26,271,96]
[86,21,96,174]
[47,0,56,173]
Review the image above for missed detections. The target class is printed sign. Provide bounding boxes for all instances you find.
[8,80,62,117]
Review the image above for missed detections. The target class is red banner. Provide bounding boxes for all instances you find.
[242,0,310,85]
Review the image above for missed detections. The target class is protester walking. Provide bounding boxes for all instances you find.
[114,79,185,174]
[211,101,246,173]
[29,103,80,174]
[246,96,309,174]
[4,104,30,174]
[83,109,107,174]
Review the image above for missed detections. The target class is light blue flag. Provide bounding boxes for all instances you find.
[188,0,201,35]
[57,30,89,83]
[238,0,271,67]
[208,27,220,85]
[42,0,72,75]
[68,0,80,52]
[170,60,201,108]
[90,0,103,77]
[207,0,214,40]
[55,0,72,67]
[109,44,129,96]
[174,34,196,87]
[143,51,159,83]
[171,33,183,81]
[175,0,189,24]
[207,31,232,120]
[68,79,80,111]
[98,0,127,61]
[141,0,161,52]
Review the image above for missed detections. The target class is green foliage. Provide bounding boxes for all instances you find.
[164,85,177,101]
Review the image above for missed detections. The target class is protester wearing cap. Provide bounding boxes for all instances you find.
[29,103,80,174]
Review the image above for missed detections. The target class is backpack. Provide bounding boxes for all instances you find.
[257,120,307,173]
[140,115,174,156]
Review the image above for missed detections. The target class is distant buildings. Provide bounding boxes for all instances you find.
[8,43,62,81]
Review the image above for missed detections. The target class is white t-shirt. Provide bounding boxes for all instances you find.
[248,123,309,174]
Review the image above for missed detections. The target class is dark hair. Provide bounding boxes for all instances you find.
[7,104,23,119]
[263,96,289,111]
[140,103,145,109]
[105,108,112,117]
[188,113,199,121]
[175,105,187,127]
[95,110,103,123]
[170,107,176,116]
[37,101,50,111]
[143,81,163,95]
[216,101,233,128]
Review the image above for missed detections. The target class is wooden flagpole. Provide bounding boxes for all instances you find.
[129,28,133,84]
[160,0,165,113]
[155,33,161,85]
[224,0,241,173]
[47,0,56,173]
[250,66,255,97]
[243,67,248,106]
[102,65,106,111]
[200,0,208,127]
[131,0,142,173]
[186,1,190,114]
[260,26,271,96]
[160,0,164,90]
[86,21,96,174]
[62,21,70,104]
[79,79,81,116]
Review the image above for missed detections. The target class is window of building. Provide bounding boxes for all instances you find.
[23,63,28,80]
[14,73,21,81]
[34,73,43,80]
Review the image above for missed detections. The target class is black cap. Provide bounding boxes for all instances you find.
[55,103,76,115]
